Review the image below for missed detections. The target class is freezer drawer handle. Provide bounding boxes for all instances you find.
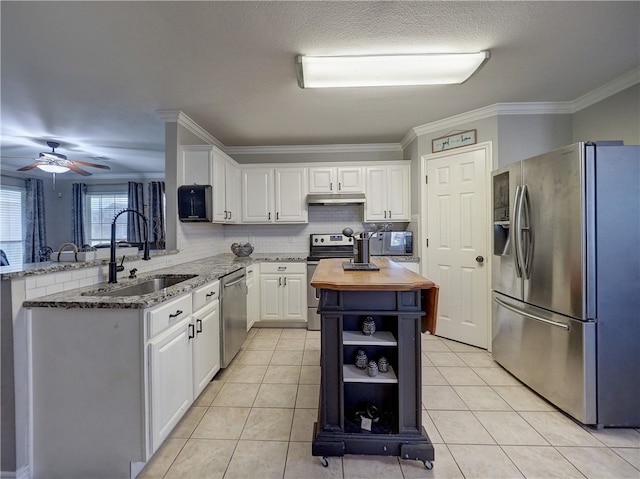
[494,297,570,331]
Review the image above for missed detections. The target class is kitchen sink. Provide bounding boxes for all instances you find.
[86,274,198,297]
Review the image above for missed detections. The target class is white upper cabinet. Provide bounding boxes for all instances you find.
[242,167,308,223]
[181,146,240,224]
[181,148,212,186]
[308,166,364,194]
[364,164,411,222]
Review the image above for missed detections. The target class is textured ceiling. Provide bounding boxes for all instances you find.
[1,1,638,177]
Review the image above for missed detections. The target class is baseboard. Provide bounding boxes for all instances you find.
[1,465,29,479]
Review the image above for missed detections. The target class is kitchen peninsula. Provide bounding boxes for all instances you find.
[310,258,438,469]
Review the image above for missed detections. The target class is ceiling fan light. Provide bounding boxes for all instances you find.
[296,52,490,88]
[37,164,70,173]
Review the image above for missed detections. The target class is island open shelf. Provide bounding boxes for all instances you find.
[310,258,438,470]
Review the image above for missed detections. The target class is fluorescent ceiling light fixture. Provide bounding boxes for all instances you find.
[37,164,69,173]
[296,52,490,88]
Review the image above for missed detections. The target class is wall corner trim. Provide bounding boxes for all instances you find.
[156,110,226,151]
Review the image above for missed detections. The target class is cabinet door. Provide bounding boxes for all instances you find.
[337,167,364,193]
[181,148,212,186]
[364,166,388,222]
[149,320,193,452]
[275,168,308,223]
[212,154,228,222]
[387,165,410,221]
[242,169,273,223]
[259,274,282,320]
[193,301,220,398]
[400,262,420,274]
[282,273,307,320]
[308,167,336,193]
[225,161,241,223]
[246,266,259,330]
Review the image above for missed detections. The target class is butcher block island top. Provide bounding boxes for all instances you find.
[311,258,439,334]
[311,257,436,291]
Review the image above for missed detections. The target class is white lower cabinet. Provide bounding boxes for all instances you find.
[149,317,193,452]
[191,280,221,398]
[259,263,307,321]
[400,261,420,273]
[246,265,259,330]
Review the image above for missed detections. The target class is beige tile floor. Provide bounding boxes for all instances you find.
[140,328,640,479]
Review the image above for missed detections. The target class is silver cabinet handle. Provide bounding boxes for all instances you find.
[278,277,282,286]
[169,310,183,318]
[284,277,287,286]
[196,319,202,334]
[338,182,342,191]
[384,211,387,218]
[278,266,286,271]
[205,291,216,298]
[494,297,569,330]
[388,210,391,218]
[330,182,333,191]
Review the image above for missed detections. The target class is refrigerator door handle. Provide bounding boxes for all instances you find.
[521,185,533,279]
[494,297,570,330]
[513,185,524,278]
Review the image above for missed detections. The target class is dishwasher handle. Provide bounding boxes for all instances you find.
[223,275,246,289]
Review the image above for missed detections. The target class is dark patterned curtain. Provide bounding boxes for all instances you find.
[24,178,47,263]
[127,181,144,243]
[148,181,166,249]
[71,183,87,246]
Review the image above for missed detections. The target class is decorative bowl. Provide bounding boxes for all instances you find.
[231,242,254,257]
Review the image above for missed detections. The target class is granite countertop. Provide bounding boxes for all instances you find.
[0,249,179,280]
[21,253,308,310]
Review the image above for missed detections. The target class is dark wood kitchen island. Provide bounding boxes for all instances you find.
[310,258,439,469]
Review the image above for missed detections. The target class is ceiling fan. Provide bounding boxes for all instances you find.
[15,141,111,176]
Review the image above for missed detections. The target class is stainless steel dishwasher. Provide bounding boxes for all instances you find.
[220,268,247,367]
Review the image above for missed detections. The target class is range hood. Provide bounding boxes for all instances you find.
[306,193,366,205]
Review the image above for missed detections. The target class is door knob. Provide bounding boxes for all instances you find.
[476,255,484,263]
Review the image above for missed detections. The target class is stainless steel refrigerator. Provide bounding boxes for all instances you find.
[491,141,639,427]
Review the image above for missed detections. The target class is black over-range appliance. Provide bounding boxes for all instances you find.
[307,234,355,330]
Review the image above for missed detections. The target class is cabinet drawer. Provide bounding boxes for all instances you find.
[192,280,220,312]
[260,262,306,274]
[148,294,192,338]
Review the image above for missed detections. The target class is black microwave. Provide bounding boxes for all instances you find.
[178,185,212,222]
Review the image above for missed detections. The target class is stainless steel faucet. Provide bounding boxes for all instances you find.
[109,209,151,283]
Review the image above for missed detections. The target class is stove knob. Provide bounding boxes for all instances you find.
[321,238,325,242]
[314,238,318,243]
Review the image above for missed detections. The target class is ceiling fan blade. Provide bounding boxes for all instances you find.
[66,164,92,176]
[17,163,40,171]
[71,160,111,170]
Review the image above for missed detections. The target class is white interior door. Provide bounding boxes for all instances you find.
[423,144,491,349]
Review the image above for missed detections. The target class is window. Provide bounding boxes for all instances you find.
[0,186,26,265]
[86,192,128,246]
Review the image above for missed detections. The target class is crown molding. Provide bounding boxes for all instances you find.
[572,66,640,112]
[159,67,639,155]
[225,143,402,155]
[400,68,639,148]
[156,110,226,151]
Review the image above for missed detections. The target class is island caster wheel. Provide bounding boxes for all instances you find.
[424,460,433,470]
[320,457,329,467]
